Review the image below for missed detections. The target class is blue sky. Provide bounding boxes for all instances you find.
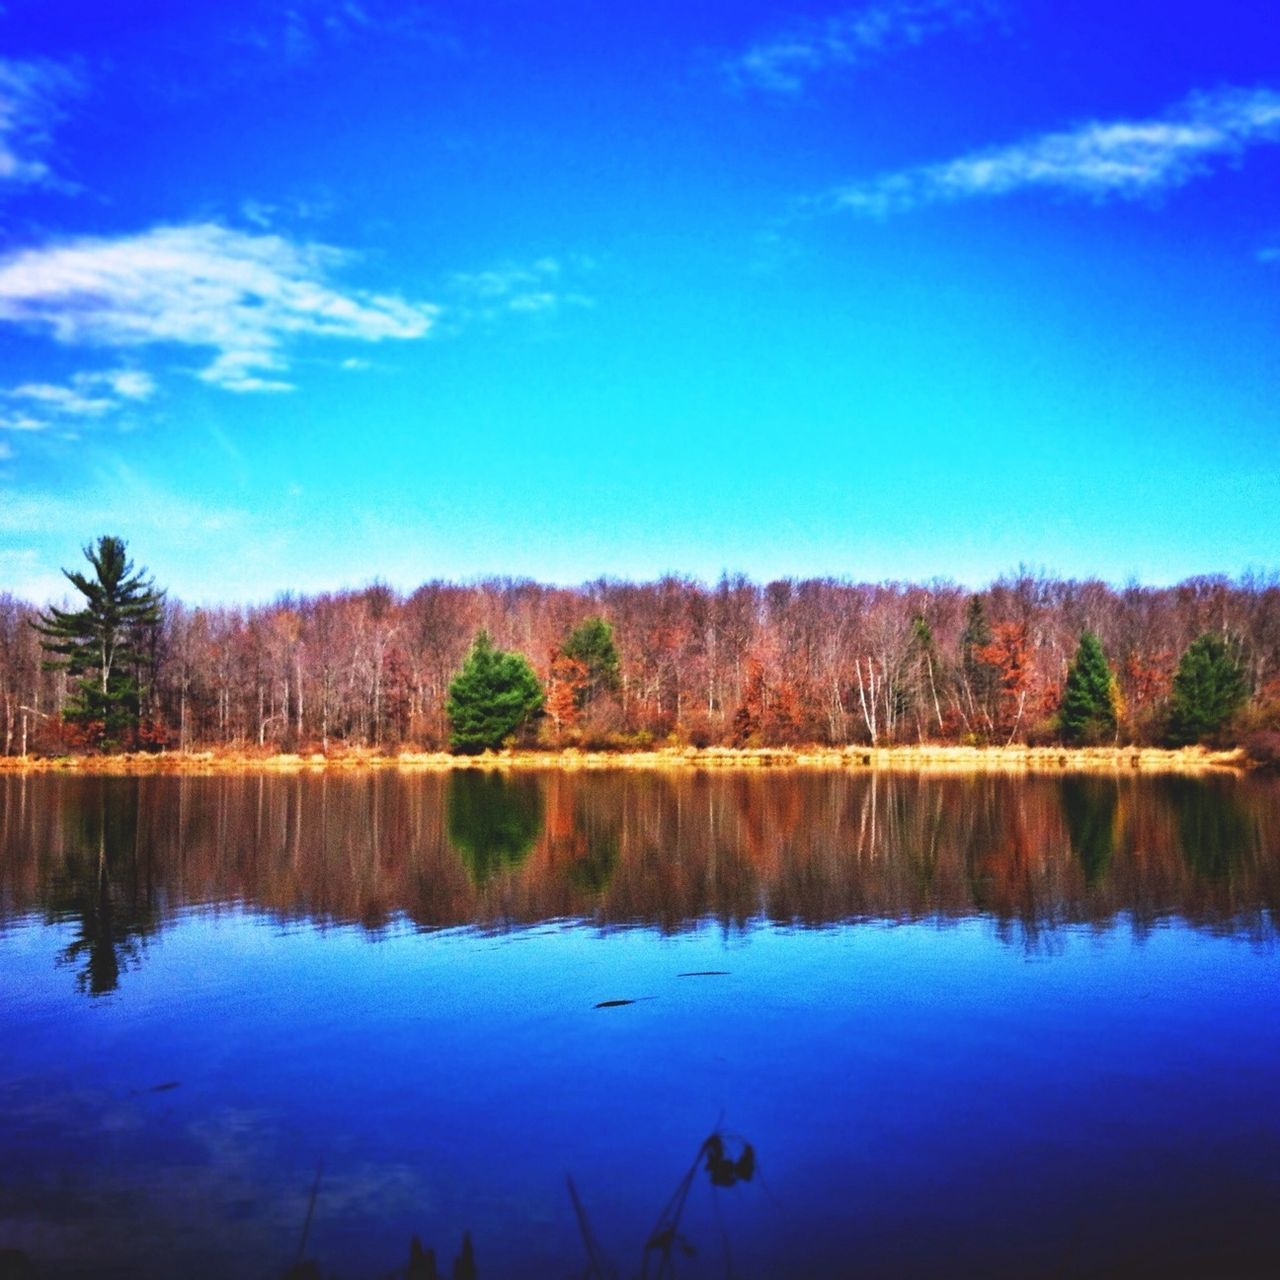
[1,0,1277,603]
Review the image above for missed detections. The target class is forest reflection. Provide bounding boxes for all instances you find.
[1,770,1276,993]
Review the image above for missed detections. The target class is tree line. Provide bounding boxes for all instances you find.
[2,536,1278,755]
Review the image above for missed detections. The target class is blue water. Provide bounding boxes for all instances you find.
[1,771,1278,1277]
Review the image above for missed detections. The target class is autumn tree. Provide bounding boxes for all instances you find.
[445,631,544,753]
[730,658,766,746]
[544,650,588,743]
[1058,632,1118,744]
[33,536,164,749]
[976,621,1034,745]
[1166,634,1247,745]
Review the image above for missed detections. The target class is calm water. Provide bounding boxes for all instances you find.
[1,769,1278,1278]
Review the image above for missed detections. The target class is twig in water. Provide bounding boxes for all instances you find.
[567,1175,617,1279]
[293,1158,325,1272]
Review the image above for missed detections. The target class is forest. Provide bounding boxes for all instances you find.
[2,546,1279,757]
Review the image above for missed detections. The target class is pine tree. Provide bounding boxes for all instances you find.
[1166,634,1247,746]
[560,616,621,708]
[1058,631,1117,744]
[445,631,544,753]
[959,594,997,738]
[33,536,164,749]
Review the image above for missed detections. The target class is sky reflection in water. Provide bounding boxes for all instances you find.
[1,770,1278,1278]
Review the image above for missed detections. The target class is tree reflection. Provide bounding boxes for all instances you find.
[562,795,620,895]
[42,779,159,996]
[1165,777,1252,881]
[1061,777,1118,887]
[3,771,1278,966]
[445,771,544,886]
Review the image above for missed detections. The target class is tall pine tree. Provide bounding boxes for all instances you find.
[445,631,544,753]
[1058,631,1117,744]
[1166,634,1247,745]
[34,536,164,749]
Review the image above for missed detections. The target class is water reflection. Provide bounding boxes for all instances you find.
[446,771,543,886]
[20,778,161,995]
[1164,775,1253,881]
[1062,777,1117,887]
[1,770,1277,995]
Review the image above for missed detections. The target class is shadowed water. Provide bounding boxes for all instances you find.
[1,769,1278,1277]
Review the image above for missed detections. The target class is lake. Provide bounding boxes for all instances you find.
[1,769,1278,1278]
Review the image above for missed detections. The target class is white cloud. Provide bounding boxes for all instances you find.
[100,368,156,399]
[448,256,592,320]
[727,1,993,94]
[0,56,81,191]
[1,367,156,435]
[0,410,51,432]
[197,349,294,394]
[834,86,1280,215]
[8,381,115,417]
[0,222,437,392]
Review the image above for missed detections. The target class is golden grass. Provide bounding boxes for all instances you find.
[0,743,1249,775]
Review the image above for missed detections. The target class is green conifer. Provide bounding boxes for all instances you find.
[1058,631,1117,744]
[1166,634,1247,745]
[445,631,544,753]
[33,536,164,749]
[561,616,621,707]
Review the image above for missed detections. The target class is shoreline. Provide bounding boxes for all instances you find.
[0,743,1252,776]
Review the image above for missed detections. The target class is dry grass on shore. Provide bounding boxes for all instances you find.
[0,742,1250,776]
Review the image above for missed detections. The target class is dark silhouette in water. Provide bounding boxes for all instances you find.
[452,1231,477,1280]
[1165,776,1253,881]
[265,1132,754,1280]
[640,1130,756,1279]
[407,1236,438,1278]
[445,771,543,886]
[42,779,159,996]
[0,1249,36,1279]
[1062,777,1118,887]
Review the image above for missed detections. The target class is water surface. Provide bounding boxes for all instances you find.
[1,770,1278,1277]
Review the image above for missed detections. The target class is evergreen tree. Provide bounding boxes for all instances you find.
[906,614,944,734]
[959,594,997,737]
[1166,634,1247,745]
[1058,631,1117,744]
[560,616,621,707]
[445,631,544,753]
[33,536,164,749]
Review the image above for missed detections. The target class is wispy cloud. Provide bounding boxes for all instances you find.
[1,367,155,435]
[832,86,1280,215]
[230,1,460,72]
[8,368,154,417]
[726,0,994,94]
[0,471,247,542]
[448,256,594,322]
[0,56,82,191]
[0,223,437,392]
